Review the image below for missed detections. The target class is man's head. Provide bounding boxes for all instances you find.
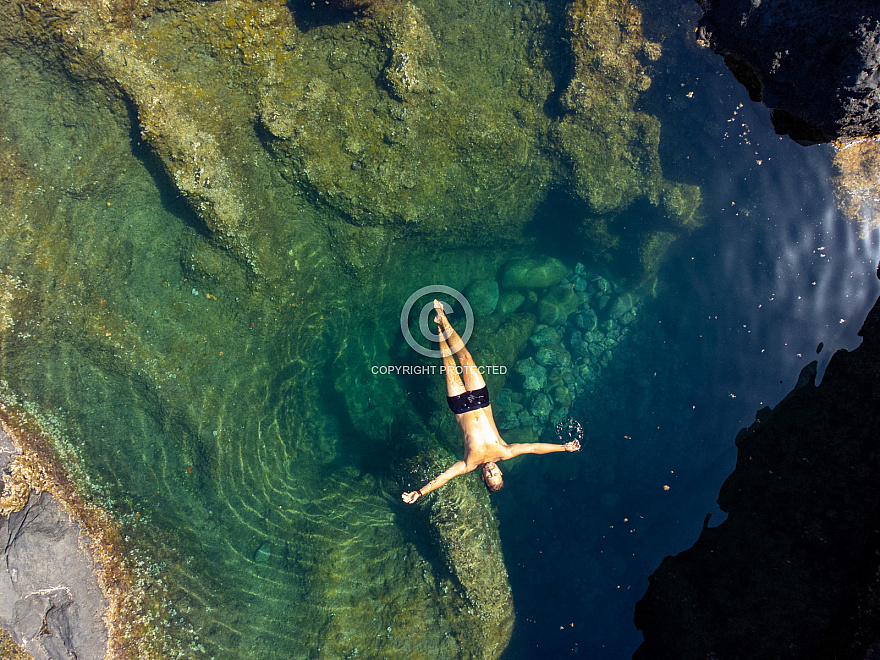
[481,462,504,493]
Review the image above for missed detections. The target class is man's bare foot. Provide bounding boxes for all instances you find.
[434,299,464,352]
[433,299,450,326]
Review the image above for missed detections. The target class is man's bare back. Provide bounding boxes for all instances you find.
[402,300,580,504]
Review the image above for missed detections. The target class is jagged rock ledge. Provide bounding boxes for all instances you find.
[634,267,880,658]
[696,0,880,144]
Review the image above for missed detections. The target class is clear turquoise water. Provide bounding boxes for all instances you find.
[0,0,878,658]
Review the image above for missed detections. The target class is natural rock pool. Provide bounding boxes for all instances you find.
[0,0,878,658]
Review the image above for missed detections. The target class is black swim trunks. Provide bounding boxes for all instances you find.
[447,386,490,415]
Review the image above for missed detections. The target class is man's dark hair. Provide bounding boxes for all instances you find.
[485,479,504,493]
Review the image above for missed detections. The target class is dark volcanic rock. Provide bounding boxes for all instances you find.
[696,0,880,144]
[0,486,108,660]
[634,273,880,659]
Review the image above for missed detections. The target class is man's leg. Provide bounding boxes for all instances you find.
[438,327,467,397]
[435,301,486,393]
[454,341,486,393]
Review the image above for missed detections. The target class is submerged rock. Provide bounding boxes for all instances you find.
[529,325,562,348]
[515,358,547,391]
[608,292,635,320]
[253,542,271,563]
[465,279,500,317]
[575,308,599,332]
[527,392,553,422]
[537,285,579,325]
[635,282,880,657]
[697,0,880,144]
[496,291,526,314]
[552,0,701,282]
[397,446,514,658]
[534,344,571,369]
[500,257,568,291]
[493,402,523,431]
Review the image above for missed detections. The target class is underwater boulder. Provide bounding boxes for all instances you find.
[568,330,589,360]
[550,384,573,409]
[576,308,599,332]
[496,291,526,314]
[253,542,271,563]
[534,344,572,370]
[493,403,523,431]
[515,358,547,391]
[537,285,580,325]
[589,275,613,295]
[397,445,515,658]
[609,292,636,320]
[465,279,500,317]
[527,391,553,422]
[499,257,568,291]
[529,324,561,348]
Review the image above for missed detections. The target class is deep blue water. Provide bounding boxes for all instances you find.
[495,18,880,659]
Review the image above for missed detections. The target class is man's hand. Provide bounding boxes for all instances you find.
[564,439,581,452]
[402,491,421,504]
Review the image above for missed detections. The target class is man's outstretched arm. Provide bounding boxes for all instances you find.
[505,439,581,458]
[402,460,472,504]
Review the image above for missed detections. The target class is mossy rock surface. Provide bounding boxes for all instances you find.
[500,257,568,291]
[0,0,709,655]
[466,279,500,317]
[397,445,515,657]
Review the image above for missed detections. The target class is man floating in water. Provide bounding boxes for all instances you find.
[402,300,581,503]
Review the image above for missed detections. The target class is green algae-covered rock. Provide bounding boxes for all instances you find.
[496,291,526,314]
[466,314,536,375]
[529,325,561,348]
[398,446,515,659]
[257,0,551,243]
[550,0,702,282]
[576,308,599,332]
[253,542,271,563]
[0,0,708,655]
[638,231,680,280]
[515,358,547,391]
[537,285,580,325]
[609,292,636,320]
[33,0,698,291]
[535,344,572,370]
[466,279,500,317]
[527,391,553,422]
[499,257,568,291]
